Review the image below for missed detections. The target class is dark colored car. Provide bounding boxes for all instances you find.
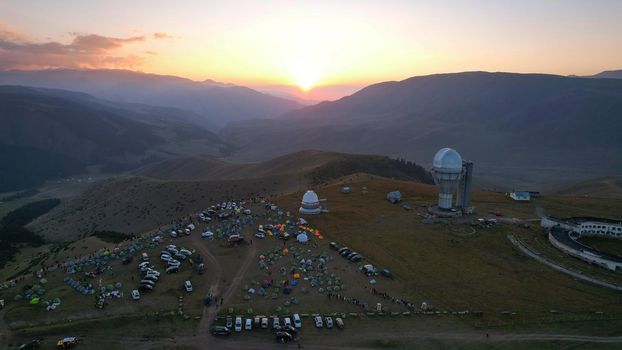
[226,316,233,328]
[330,242,339,250]
[350,254,363,262]
[275,331,294,343]
[211,326,231,336]
[138,284,153,292]
[340,249,351,257]
[346,252,358,259]
[281,325,297,335]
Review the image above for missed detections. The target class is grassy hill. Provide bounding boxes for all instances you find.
[551,176,622,199]
[271,175,622,325]
[135,150,433,184]
[31,151,432,240]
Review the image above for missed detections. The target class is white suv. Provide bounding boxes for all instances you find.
[184,280,193,292]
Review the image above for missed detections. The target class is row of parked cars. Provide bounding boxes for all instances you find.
[330,242,363,262]
[211,314,345,342]
[313,315,345,329]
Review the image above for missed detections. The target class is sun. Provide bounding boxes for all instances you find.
[291,59,321,92]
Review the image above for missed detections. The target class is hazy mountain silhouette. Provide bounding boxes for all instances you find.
[0,69,302,128]
[223,72,622,187]
[588,70,622,79]
[0,85,229,191]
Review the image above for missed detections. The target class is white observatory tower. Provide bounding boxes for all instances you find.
[431,148,464,210]
[431,147,474,214]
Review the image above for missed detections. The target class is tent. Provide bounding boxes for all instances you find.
[387,191,402,204]
[296,233,309,243]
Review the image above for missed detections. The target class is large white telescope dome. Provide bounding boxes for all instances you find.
[301,190,319,205]
[432,148,463,173]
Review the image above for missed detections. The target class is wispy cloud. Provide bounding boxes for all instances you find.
[0,24,172,70]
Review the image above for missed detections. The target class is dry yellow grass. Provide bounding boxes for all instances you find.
[271,174,622,325]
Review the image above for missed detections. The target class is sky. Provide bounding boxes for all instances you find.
[1,0,621,100]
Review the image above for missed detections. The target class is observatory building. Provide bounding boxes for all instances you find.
[299,190,322,215]
[430,148,474,215]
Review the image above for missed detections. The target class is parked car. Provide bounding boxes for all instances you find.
[144,269,160,277]
[226,316,233,329]
[141,252,149,261]
[255,231,266,238]
[314,316,323,328]
[282,325,297,335]
[228,234,243,243]
[253,316,260,328]
[160,254,172,262]
[184,280,193,292]
[261,317,269,329]
[245,318,252,331]
[284,317,292,328]
[275,331,294,343]
[211,326,231,336]
[338,247,350,254]
[168,259,180,266]
[330,242,339,250]
[131,290,140,300]
[335,317,345,329]
[272,317,280,329]
[139,280,155,287]
[165,266,179,274]
[201,231,214,238]
[235,316,242,332]
[350,254,363,262]
[293,313,302,328]
[143,275,158,282]
[325,316,334,329]
[138,284,153,292]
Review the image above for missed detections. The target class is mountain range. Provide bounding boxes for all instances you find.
[0,85,228,191]
[0,69,302,129]
[1,69,622,192]
[223,71,622,187]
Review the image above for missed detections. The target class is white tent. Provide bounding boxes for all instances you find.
[296,233,309,243]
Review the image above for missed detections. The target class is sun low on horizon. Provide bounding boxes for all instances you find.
[1,0,622,100]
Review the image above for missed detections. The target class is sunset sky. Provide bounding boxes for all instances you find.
[1,0,621,100]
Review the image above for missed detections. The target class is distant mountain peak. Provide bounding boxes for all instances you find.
[587,69,622,79]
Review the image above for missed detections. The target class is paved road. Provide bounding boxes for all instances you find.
[508,234,622,292]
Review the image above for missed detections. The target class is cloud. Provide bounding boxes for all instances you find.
[153,32,173,39]
[0,26,171,70]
